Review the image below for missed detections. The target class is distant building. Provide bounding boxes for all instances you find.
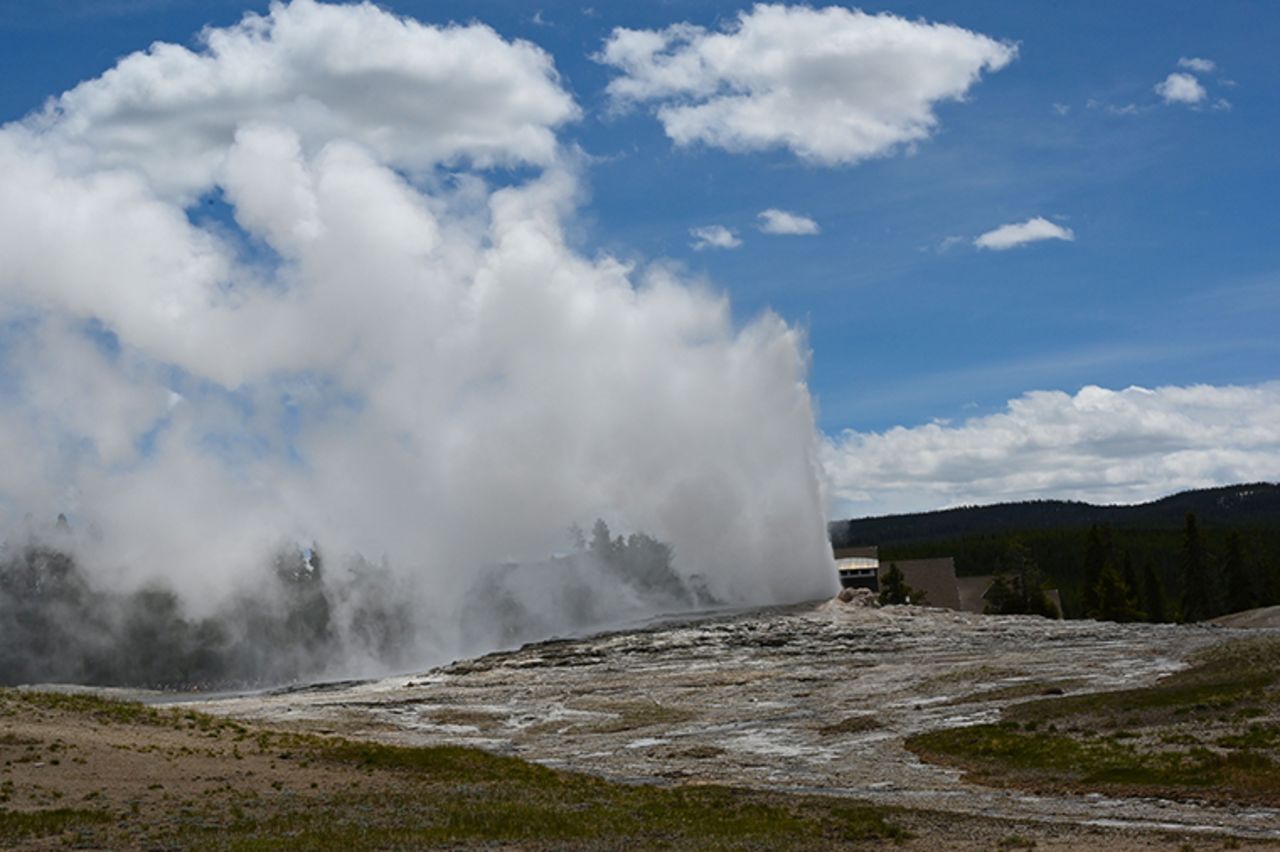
[833,547,1059,616]
[888,557,960,610]
[834,546,880,591]
[956,575,994,613]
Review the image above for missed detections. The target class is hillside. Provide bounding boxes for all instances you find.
[831,483,1280,620]
[832,482,1280,548]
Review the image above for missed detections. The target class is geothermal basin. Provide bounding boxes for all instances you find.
[166,598,1280,841]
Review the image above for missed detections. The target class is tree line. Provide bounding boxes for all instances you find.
[878,512,1280,623]
[0,541,416,689]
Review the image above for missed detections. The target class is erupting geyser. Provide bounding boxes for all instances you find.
[0,0,835,687]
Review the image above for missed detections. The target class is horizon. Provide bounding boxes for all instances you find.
[836,479,1280,522]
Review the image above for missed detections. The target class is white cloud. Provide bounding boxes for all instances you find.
[974,216,1074,250]
[597,4,1015,165]
[1086,98,1145,116]
[1178,57,1216,74]
[26,0,579,200]
[757,208,820,235]
[689,224,742,250]
[823,383,1280,517]
[0,1,837,672]
[1155,72,1207,105]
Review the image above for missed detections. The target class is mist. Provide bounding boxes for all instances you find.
[0,0,835,686]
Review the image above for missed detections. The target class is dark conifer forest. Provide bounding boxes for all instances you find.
[830,483,1280,621]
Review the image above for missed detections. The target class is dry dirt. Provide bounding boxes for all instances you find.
[0,692,408,849]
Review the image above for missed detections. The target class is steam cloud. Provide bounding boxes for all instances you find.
[0,1,834,685]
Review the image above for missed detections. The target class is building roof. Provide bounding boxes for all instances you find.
[955,575,994,614]
[833,545,878,560]
[882,558,960,609]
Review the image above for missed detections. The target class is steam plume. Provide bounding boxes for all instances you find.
[0,0,834,683]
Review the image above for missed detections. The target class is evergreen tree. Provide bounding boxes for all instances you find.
[1081,525,1110,615]
[1179,513,1218,622]
[1222,531,1254,615]
[985,540,1059,618]
[878,563,923,605]
[1141,560,1167,623]
[984,574,1016,615]
[1090,559,1144,622]
[590,518,619,561]
[1121,551,1140,601]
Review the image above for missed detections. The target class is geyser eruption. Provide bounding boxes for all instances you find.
[0,0,835,686]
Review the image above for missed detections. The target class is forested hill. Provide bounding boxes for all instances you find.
[831,483,1280,549]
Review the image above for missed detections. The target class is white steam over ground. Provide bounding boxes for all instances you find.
[0,0,834,684]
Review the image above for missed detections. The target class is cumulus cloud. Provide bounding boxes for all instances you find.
[822,383,1280,517]
[26,0,579,200]
[0,0,836,678]
[596,4,1015,165]
[689,224,743,250]
[974,216,1074,250]
[1177,57,1216,74]
[758,208,820,235]
[1155,72,1207,105]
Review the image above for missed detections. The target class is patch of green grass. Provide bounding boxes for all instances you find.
[309,735,904,841]
[4,689,237,733]
[201,784,908,851]
[911,722,1277,790]
[0,808,112,843]
[1000,636,1280,730]
[1217,724,1280,751]
[114,741,909,850]
[906,636,1280,805]
[319,739,566,786]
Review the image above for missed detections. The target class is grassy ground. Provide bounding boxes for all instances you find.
[0,688,907,850]
[907,636,1280,805]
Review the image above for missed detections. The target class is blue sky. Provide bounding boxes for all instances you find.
[1,1,1277,517]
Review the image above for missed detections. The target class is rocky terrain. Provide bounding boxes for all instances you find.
[186,597,1280,843]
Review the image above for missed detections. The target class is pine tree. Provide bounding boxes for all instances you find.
[878,563,923,605]
[1141,560,1167,623]
[1121,551,1140,602]
[589,518,618,561]
[1081,525,1110,615]
[986,540,1059,618]
[1222,531,1254,615]
[984,574,1016,615]
[1090,559,1144,622]
[1179,513,1218,622]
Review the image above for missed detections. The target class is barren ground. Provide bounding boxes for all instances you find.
[4,599,1280,849]
[192,599,1280,845]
